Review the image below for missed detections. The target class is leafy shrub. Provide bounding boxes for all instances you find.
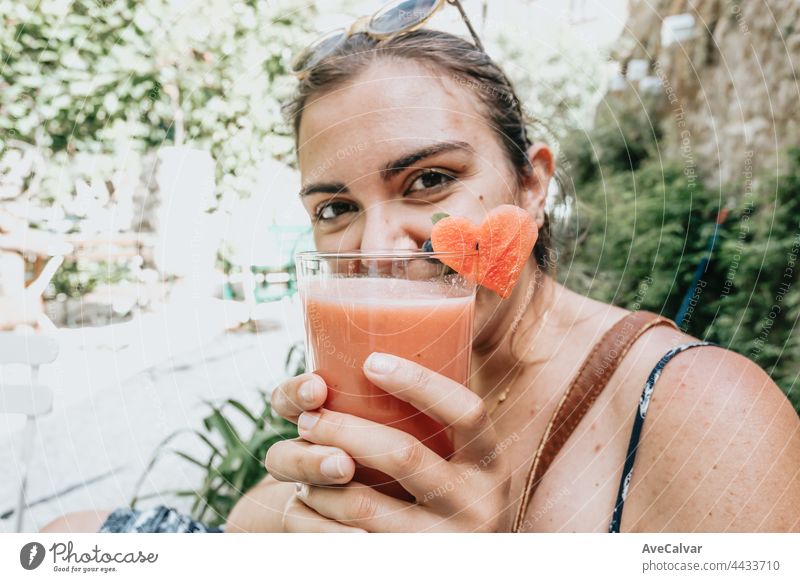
[0,0,312,206]
[48,259,132,299]
[563,126,800,412]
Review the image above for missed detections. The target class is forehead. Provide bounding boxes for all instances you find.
[297,59,493,175]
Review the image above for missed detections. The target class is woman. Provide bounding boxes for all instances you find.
[44,25,799,534]
[225,27,799,533]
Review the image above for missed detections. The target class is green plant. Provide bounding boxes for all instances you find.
[562,114,800,412]
[703,149,800,406]
[560,109,662,187]
[562,158,714,317]
[131,391,298,527]
[48,259,132,298]
[1,0,315,226]
[285,341,306,377]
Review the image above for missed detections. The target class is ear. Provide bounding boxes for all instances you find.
[520,142,555,228]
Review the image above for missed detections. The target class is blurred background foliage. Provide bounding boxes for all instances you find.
[561,119,800,411]
[1,0,312,208]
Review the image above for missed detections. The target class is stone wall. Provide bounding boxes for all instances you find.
[605,0,800,192]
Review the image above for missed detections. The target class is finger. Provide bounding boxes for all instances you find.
[362,353,498,460]
[266,438,355,485]
[282,494,365,533]
[271,373,327,422]
[297,482,433,533]
[297,409,455,501]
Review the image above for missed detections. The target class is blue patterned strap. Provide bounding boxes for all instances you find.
[608,341,713,533]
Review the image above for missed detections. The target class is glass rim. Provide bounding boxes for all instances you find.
[296,249,478,261]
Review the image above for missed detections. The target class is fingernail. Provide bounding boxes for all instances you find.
[295,483,309,499]
[320,455,347,479]
[299,378,322,404]
[298,411,320,433]
[366,353,397,375]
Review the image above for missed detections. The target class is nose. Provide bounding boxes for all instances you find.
[358,203,419,252]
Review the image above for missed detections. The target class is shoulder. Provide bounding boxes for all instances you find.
[618,326,800,532]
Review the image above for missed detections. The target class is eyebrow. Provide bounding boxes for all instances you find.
[298,140,474,197]
[379,141,474,181]
[299,181,348,198]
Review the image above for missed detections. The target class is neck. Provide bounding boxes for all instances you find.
[470,270,622,410]
[470,266,556,400]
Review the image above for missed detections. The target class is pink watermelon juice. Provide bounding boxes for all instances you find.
[300,276,475,499]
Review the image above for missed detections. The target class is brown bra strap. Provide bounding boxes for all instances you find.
[511,310,677,532]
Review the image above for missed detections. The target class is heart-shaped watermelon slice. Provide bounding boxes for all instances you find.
[430,204,538,298]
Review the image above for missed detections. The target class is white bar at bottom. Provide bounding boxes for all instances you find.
[1,533,797,581]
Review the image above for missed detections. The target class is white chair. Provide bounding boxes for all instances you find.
[0,332,59,532]
[0,254,62,531]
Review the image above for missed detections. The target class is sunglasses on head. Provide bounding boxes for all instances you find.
[291,0,485,78]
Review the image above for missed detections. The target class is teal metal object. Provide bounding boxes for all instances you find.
[249,225,312,302]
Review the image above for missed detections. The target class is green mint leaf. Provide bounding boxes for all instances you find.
[431,212,450,225]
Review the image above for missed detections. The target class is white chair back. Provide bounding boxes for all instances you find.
[0,333,59,365]
[0,332,58,416]
[0,332,59,531]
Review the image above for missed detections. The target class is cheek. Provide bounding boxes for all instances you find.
[451,171,520,222]
[312,214,365,251]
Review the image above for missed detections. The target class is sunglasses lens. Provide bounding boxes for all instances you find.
[292,29,346,74]
[368,0,440,36]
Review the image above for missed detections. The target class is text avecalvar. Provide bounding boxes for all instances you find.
[642,544,702,554]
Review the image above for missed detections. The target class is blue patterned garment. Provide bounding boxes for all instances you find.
[608,341,712,533]
[98,506,223,533]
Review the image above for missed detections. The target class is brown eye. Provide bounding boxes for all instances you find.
[405,170,455,195]
[315,200,358,221]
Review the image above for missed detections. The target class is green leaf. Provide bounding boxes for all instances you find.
[217,452,244,474]
[203,407,242,451]
[190,430,223,458]
[224,398,260,425]
[431,212,450,225]
[174,450,212,471]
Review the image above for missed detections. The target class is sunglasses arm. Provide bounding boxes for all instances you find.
[448,0,485,52]
[348,15,371,36]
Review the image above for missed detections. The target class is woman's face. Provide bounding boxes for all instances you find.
[296,59,550,346]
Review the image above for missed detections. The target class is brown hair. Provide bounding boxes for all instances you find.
[284,29,561,272]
